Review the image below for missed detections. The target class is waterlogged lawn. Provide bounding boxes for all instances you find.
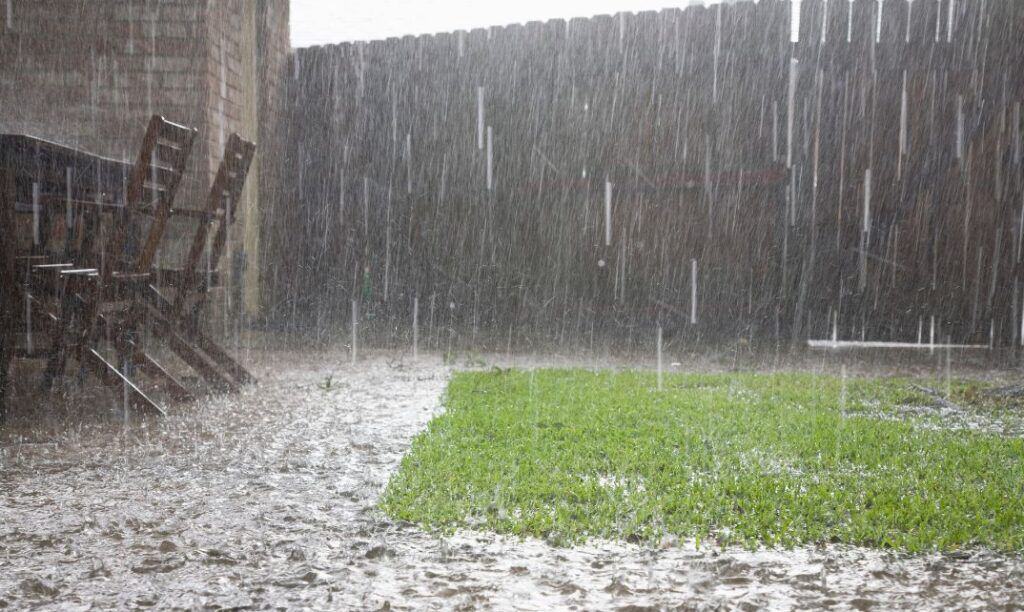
[381,370,1024,552]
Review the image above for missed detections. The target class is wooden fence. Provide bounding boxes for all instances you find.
[266,0,1024,352]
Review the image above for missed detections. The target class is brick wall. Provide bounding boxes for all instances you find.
[253,0,290,315]
[0,0,289,315]
[0,0,208,206]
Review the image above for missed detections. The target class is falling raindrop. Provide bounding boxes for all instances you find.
[772,100,779,162]
[356,43,365,95]
[362,176,370,235]
[956,94,964,159]
[656,326,663,391]
[486,126,493,191]
[391,94,397,143]
[899,71,908,159]
[219,41,227,150]
[65,167,73,231]
[859,169,871,291]
[875,0,884,44]
[206,228,213,289]
[946,0,955,42]
[847,0,855,43]
[840,365,848,410]
[944,340,952,398]
[31,182,40,246]
[24,292,32,355]
[147,16,156,117]
[351,299,359,364]
[476,85,485,149]
[1017,194,1024,264]
[787,58,798,169]
[863,169,872,235]
[618,12,625,51]
[413,295,419,361]
[905,0,914,42]
[405,132,412,194]
[126,0,134,54]
[712,4,721,102]
[690,259,698,325]
[384,193,391,300]
[604,179,613,246]
[790,0,801,44]
[122,359,130,424]
[151,140,160,207]
[339,169,346,226]
[820,0,829,44]
[1013,102,1021,166]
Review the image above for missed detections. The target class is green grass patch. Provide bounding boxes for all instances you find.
[381,369,1024,552]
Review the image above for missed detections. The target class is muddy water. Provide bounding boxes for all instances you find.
[2,350,1023,610]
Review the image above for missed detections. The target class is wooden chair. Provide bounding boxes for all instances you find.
[38,115,198,414]
[142,133,258,391]
[5,119,258,419]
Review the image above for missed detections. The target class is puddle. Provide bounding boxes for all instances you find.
[1,349,1022,609]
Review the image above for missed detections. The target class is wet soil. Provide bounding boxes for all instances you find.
[2,349,1023,610]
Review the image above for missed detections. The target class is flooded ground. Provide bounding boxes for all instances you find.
[2,348,1023,610]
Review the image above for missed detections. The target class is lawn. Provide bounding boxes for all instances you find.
[381,369,1024,552]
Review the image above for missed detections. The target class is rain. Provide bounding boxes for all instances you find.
[271,0,1023,357]
[1,0,1024,609]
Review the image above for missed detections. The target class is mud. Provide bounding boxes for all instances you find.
[2,349,1023,610]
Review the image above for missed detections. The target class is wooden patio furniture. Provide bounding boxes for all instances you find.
[139,132,258,393]
[0,116,259,422]
[1,130,137,420]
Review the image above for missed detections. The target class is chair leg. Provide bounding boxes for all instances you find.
[40,280,77,392]
[0,335,9,425]
[133,350,195,402]
[147,310,237,393]
[80,348,164,416]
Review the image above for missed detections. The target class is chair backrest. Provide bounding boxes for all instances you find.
[79,116,195,343]
[172,132,255,321]
[101,115,197,281]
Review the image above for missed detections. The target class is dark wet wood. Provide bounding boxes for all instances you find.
[146,306,238,394]
[173,133,256,324]
[24,292,164,416]
[1,120,257,420]
[132,350,195,403]
[81,348,165,417]
[149,285,254,387]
